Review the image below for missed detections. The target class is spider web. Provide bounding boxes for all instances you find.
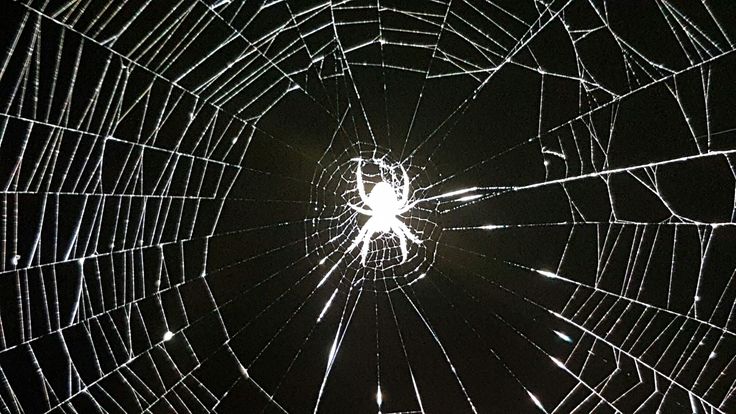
[307,145,443,293]
[0,0,735,413]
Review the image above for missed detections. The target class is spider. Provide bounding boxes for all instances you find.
[348,160,421,265]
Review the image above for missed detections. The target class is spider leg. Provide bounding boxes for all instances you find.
[355,160,370,206]
[347,202,373,216]
[351,218,376,265]
[391,221,409,263]
[396,220,421,243]
[397,200,417,214]
[397,163,410,205]
[360,229,372,265]
[349,218,373,251]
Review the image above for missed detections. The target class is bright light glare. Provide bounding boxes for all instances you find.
[537,269,558,278]
[370,182,401,231]
[528,391,544,410]
[457,194,482,202]
[554,330,573,343]
[550,356,565,369]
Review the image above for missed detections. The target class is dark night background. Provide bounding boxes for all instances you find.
[0,0,735,413]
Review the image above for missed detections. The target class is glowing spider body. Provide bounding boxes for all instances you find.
[349,161,420,265]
